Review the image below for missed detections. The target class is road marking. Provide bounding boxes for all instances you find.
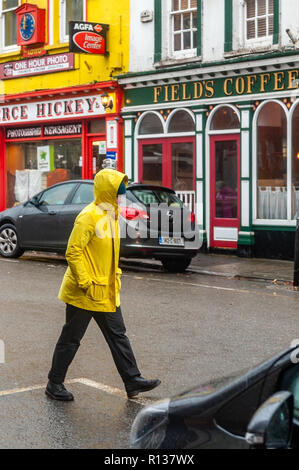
[0,259,19,263]
[0,378,154,405]
[123,273,296,298]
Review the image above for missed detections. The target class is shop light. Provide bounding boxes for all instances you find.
[101,92,113,110]
[296,152,299,160]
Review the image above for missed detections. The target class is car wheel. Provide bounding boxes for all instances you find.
[0,224,24,258]
[161,258,192,273]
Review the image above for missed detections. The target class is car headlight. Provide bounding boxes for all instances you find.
[130,399,170,449]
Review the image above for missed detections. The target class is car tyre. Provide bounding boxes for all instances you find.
[161,258,192,273]
[0,224,24,258]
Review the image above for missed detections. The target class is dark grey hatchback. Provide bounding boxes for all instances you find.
[0,180,201,272]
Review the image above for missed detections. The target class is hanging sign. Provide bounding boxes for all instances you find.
[69,21,109,55]
[106,120,118,148]
[37,146,54,172]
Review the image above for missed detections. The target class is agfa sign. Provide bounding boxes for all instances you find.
[69,21,109,55]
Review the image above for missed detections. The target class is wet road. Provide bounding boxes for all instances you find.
[0,253,299,448]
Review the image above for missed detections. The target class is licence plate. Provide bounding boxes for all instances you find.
[159,236,185,246]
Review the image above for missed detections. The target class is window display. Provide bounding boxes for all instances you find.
[6,139,82,207]
[257,102,287,220]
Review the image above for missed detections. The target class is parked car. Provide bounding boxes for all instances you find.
[130,346,299,449]
[0,180,201,272]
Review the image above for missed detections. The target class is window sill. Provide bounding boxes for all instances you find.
[224,44,280,59]
[155,55,202,69]
[0,48,21,62]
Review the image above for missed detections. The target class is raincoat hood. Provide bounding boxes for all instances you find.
[94,169,128,206]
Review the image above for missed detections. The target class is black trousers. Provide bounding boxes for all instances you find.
[48,304,141,385]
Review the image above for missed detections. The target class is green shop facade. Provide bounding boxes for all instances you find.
[119,55,299,259]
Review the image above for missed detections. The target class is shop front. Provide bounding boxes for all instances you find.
[0,83,123,211]
[120,61,299,259]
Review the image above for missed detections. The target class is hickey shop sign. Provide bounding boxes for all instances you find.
[0,95,105,125]
[125,68,299,106]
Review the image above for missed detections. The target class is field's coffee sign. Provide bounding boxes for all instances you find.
[125,69,299,106]
[0,53,74,80]
[0,95,105,125]
[69,21,109,55]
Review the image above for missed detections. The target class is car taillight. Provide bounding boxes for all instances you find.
[188,213,196,224]
[120,207,150,220]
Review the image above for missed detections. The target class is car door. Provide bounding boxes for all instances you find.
[19,182,78,249]
[60,182,95,246]
[257,350,299,448]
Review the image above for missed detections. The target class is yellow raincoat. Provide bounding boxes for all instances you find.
[58,169,128,312]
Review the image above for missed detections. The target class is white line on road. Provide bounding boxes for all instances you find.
[0,259,19,263]
[0,378,154,405]
[123,273,295,298]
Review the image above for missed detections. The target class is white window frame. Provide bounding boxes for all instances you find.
[59,0,86,44]
[243,0,274,49]
[0,0,20,53]
[163,0,198,61]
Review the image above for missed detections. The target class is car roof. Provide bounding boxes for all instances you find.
[46,180,176,194]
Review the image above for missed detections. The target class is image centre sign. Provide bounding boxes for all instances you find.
[69,21,109,55]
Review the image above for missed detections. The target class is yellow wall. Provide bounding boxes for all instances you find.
[0,0,130,96]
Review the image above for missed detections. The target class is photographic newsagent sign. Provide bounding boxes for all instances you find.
[69,21,109,55]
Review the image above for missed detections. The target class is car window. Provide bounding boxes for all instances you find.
[71,183,94,204]
[156,190,184,208]
[279,364,299,421]
[39,183,77,206]
[131,189,160,205]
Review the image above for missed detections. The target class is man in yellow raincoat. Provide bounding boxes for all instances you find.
[46,168,160,401]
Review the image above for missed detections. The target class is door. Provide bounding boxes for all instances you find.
[138,138,195,191]
[89,139,107,179]
[210,135,240,248]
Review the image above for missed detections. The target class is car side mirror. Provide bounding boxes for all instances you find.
[245,391,293,449]
[27,196,40,207]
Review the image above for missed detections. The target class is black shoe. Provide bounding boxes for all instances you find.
[125,376,161,398]
[45,381,74,401]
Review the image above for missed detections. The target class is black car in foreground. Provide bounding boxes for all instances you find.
[130,346,299,449]
[0,180,201,272]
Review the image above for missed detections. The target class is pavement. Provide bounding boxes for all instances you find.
[22,250,295,284]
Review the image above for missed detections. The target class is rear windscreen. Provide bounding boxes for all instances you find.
[130,189,184,207]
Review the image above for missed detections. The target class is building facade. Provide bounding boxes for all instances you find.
[0,0,130,212]
[119,0,299,259]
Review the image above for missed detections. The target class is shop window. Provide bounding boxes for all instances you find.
[6,139,82,208]
[139,113,164,135]
[60,0,84,43]
[0,0,19,51]
[171,142,194,191]
[171,0,197,53]
[292,105,299,218]
[257,102,287,220]
[168,110,195,133]
[141,144,163,185]
[89,120,106,134]
[245,0,274,41]
[210,106,240,130]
